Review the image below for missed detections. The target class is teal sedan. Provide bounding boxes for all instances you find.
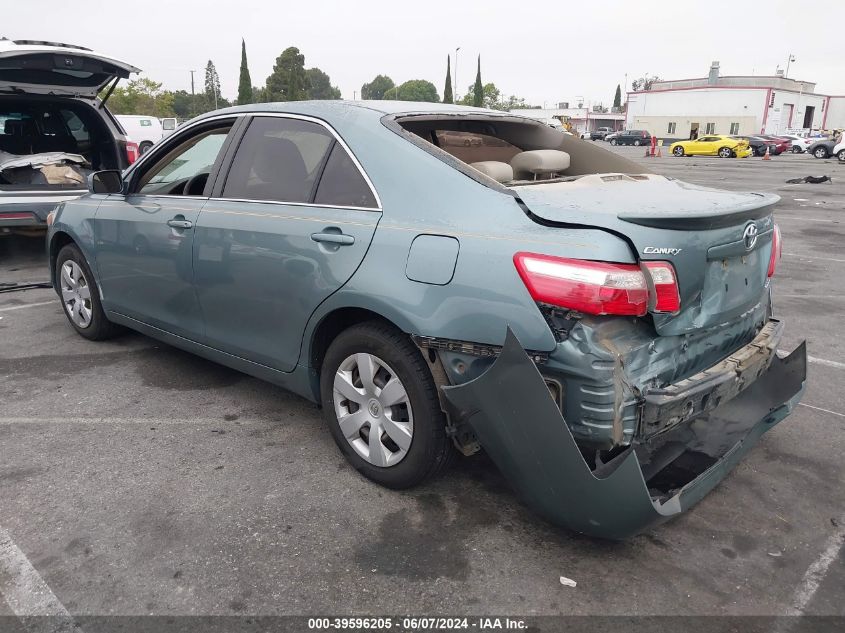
[47,102,806,539]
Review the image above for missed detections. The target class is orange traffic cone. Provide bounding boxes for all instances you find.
[656,146,662,157]
[762,146,771,160]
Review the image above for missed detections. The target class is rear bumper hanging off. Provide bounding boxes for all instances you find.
[442,327,806,540]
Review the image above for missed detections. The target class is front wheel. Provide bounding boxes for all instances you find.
[320,321,453,489]
[673,146,685,156]
[718,147,733,158]
[814,147,829,159]
[838,149,845,162]
[609,138,617,145]
[139,141,153,155]
[633,139,642,146]
[792,146,802,153]
[55,244,121,340]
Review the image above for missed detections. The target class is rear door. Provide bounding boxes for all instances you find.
[93,117,238,338]
[194,114,381,372]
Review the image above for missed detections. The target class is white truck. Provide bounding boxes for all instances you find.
[115,115,177,155]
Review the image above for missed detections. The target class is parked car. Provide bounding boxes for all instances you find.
[780,134,817,154]
[0,39,140,231]
[670,135,752,158]
[808,138,837,159]
[608,129,652,146]
[590,126,613,140]
[832,139,845,162]
[731,135,777,157]
[116,115,178,155]
[47,102,805,539]
[755,135,791,155]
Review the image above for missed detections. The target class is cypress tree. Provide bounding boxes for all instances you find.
[472,55,483,107]
[443,55,453,104]
[613,84,622,109]
[237,39,253,104]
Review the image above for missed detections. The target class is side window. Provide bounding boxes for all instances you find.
[136,126,230,195]
[140,119,152,127]
[314,143,377,208]
[222,117,333,203]
[60,110,89,143]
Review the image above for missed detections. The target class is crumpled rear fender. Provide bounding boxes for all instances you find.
[442,328,807,540]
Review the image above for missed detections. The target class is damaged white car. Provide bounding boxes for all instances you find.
[0,38,140,232]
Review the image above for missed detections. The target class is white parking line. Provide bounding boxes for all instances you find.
[808,356,845,370]
[798,403,845,419]
[0,526,80,631]
[0,301,56,313]
[783,252,845,264]
[777,216,841,223]
[785,521,845,615]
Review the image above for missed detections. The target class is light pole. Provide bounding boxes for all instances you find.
[785,54,796,78]
[189,70,196,117]
[454,47,461,101]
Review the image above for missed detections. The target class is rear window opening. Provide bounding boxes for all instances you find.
[391,114,648,187]
[0,96,120,190]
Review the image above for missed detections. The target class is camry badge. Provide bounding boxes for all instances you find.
[643,247,682,256]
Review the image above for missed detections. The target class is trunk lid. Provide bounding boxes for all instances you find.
[513,174,778,335]
[0,40,140,98]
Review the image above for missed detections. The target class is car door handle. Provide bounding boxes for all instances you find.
[167,219,193,229]
[311,232,354,246]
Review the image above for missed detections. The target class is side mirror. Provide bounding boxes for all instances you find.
[88,170,124,194]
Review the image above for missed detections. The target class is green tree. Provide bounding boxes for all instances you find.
[104,78,175,117]
[204,60,221,109]
[631,75,661,92]
[252,85,268,103]
[170,90,199,118]
[472,55,483,107]
[443,55,453,104]
[384,79,439,102]
[266,47,309,101]
[360,74,394,100]
[306,67,341,99]
[459,82,499,109]
[237,39,253,105]
[613,84,622,108]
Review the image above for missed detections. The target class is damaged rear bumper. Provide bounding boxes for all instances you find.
[442,328,806,540]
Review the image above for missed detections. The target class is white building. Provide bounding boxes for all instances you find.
[625,62,845,139]
[511,105,626,136]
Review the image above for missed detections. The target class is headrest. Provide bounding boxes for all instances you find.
[4,120,24,135]
[469,161,513,183]
[510,150,570,179]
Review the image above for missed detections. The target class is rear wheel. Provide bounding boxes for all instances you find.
[838,149,845,162]
[792,145,802,153]
[55,244,121,341]
[633,139,642,146]
[755,146,767,157]
[609,138,617,145]
[814,147,829,159]
[718,147,733,158]
[673,146,685,157]
[320,321,453,489]
[139,141,153,155]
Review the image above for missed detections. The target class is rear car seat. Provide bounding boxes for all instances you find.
[1,120,34,155]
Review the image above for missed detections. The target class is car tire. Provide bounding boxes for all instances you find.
[55,244,121,341]
[609,138,617,146]
[718,147,733,158]
[813,147,829,159]
[320,321,454,490]
[633,139,641,146]
[139,141,153,155]
[838,149,845,162]
[673,146,684,157]
[756,146,767,157]
[792,146,802,153]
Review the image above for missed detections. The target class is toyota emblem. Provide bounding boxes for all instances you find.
[743,223,758,250]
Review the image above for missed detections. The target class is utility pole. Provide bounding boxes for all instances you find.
[454,46,461,101]
[785,53,796,78]
[189,70,196,117]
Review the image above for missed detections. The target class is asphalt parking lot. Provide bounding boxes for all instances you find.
[1,147,843,621]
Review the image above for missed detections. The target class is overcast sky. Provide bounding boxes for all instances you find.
[5,0,845,105]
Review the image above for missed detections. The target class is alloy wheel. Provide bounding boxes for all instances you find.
[333,353,414,467]
[718,147,732,158]
[60,260,93,328]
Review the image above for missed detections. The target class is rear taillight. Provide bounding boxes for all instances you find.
[514,253,648,316]
[125,141,139,165]
[643,261,681,312]
[768,225,782,277]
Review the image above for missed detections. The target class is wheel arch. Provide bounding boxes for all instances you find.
[48,230,78,290]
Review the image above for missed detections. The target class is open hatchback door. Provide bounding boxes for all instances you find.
[0,39,140,98]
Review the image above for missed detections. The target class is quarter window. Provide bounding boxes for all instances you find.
[314,143,377,208]
[223,117,333,203]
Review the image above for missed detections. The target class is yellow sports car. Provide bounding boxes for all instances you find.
[669,135,752,158]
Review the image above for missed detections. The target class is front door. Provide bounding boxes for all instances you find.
[193,114,382,372]
[93,120,236,338]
